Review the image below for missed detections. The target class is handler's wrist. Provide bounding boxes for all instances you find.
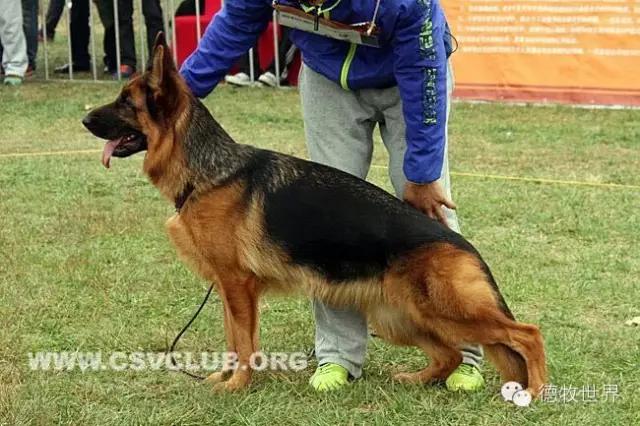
[406,179,438,187]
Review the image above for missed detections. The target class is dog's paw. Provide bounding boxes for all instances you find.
[526,385,545,400]
[203,371,232,385]
[393,370,439,384]
[393,372,424,384]
[211,377,250,393]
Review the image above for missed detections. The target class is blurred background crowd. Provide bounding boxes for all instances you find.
[0,0,298,87]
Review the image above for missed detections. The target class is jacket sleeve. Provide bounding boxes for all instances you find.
[179,0,273,98]
[391,2,449,184]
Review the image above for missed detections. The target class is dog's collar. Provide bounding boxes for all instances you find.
[175,183,195,213]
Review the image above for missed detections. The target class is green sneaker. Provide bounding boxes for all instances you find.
[445,363,485,392]
[3,75,23,86]
[309,363,349,392]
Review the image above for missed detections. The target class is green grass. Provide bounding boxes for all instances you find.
[1,82,639,425]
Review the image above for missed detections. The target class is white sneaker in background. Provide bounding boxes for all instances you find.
[258,71,279,87]
[225,72,253,87]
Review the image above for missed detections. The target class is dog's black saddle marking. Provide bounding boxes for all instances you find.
[260,156,474,283]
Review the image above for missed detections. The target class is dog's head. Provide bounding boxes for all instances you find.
[82,32,188,168]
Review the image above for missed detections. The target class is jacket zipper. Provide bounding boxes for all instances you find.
[340,43,357,90]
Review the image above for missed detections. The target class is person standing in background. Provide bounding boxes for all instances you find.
[53,0,92,74]
[0,0,28,85]
[96,0,164,78]
[0,0,38,76]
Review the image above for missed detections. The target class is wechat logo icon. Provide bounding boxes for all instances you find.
[501,381,532,407]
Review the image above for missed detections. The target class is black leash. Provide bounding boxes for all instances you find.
[167,282,215,381]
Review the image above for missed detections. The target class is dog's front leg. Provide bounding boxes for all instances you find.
[211,273,260,392]
[204,300,236,385]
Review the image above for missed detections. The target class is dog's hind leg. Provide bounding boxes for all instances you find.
[447,318,547,397]
[393,334,462,385]
[481,321,547,397]
[396,244,547,397]
[408,314,546,397]
[368,306,460,384]
[439,301,547,397]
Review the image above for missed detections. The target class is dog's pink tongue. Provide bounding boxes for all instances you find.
[102,138,122,168]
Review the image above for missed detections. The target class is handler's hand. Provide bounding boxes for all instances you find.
[403,181,457,228]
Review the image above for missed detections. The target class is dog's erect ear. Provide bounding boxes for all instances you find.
[146,32,182,117]
[148,32,177,89]
[153,31,168,51]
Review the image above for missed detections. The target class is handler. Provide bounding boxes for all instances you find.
[180,0,485,392]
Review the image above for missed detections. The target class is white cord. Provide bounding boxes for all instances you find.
[367,0,382,36]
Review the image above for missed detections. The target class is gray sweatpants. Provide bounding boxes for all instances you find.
[299,64,483,379]
[0,0,28,77]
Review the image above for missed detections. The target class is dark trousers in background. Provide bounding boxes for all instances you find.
[35,0,91,68]
[69,0,91,68]
[96,0,164,71]
[141,0,164,56]
[266,27,297,79]
[22,0,38,69]
[232,29,297,82]
[44,0,65,38]
[236,47,260,77]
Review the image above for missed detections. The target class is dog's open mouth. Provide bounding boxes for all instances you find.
[102,133,147,168]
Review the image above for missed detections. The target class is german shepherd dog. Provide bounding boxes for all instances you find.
[83,35,547,396]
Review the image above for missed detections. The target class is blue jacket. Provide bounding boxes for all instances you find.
[180,0,453,183]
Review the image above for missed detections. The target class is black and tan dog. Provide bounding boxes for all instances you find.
[83,35,547,396]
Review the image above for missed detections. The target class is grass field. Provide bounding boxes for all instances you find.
[0,81,639,425]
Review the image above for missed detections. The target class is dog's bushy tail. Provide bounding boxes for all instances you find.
[479,260,529,387]
[484,343,528,387]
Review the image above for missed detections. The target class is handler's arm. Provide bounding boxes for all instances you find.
[179,0,273,97]
[391,3,455,225]
[391,3,449,184]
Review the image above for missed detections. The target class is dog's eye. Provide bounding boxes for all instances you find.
[124,98,137,110]
[117,95,137,111]
[118,96,136,110]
